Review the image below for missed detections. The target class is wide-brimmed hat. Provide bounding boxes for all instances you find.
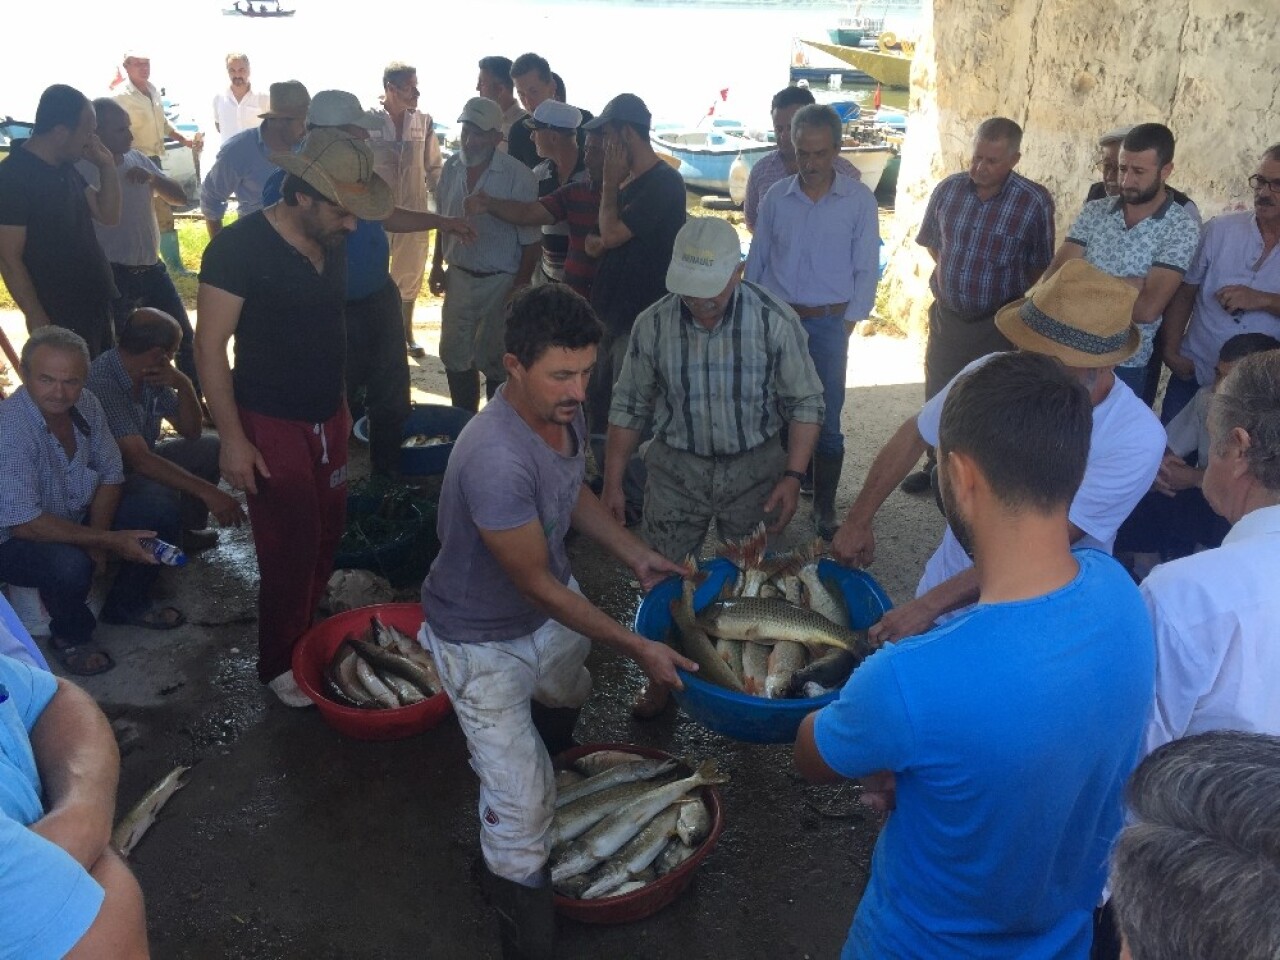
[260,80,311,121]
[995,260,1140,368]
[666,217,742,298]
[308,90,381,131]
[457,97,503,133]
[271,128,392,221]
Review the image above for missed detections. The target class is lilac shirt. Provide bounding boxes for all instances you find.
[744,150,859,231]
[421,389,585,644]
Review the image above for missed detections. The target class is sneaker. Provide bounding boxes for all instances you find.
[268,670,313,708]
[899,469,933,495]
[406,341,426,359]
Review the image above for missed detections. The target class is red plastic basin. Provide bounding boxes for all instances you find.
[292,602,452,741]
[551,743,725,925]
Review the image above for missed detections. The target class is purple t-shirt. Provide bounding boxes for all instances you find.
[420,389,585,643]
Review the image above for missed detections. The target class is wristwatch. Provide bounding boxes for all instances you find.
[783,469,807,483]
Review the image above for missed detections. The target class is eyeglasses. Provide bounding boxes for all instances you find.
[1248,175,1280,194]
[1094,160,1120,175]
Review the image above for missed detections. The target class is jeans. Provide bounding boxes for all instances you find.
[346,279,411,475]
[110,262,199,394]
[800,312,849,458]
[1160,373,1200,425]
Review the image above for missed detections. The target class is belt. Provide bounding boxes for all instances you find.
[789,302,848,319]
[452,264,507,280]
[112,261,163,275]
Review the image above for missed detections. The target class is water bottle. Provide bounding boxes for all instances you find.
[140,537,187,568]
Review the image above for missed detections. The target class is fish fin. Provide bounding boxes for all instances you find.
[716,537,746,569]
[692,758,730,785]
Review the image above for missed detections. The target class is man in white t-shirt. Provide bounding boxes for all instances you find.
[212,53,270,141]
[832,260,1166,643]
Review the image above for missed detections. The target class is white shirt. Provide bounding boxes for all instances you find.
[212,87,269,140]
[1141,503,1280,754]
[76,151,162,266]
[915,353,1166,602]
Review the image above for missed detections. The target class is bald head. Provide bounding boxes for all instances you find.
[118,308,182,355]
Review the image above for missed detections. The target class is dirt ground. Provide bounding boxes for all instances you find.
[2,309,945,959]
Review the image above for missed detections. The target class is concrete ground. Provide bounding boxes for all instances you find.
[2,309,945,959]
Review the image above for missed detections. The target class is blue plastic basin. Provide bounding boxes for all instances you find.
[355,403,475,477]
[634,557,893,744]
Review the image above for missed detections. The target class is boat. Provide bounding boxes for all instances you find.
[790,40,873,88]
[827,14,885,46]
[800,37,913,90]
[650,125,774,194]
[727,139,896,207]
[223,0,295,17]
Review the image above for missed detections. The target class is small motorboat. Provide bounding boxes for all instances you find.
[651,124,774,194]
[224,0,295,17]
[727,135,897,207]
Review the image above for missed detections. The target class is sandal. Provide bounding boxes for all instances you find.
[49,636,115,676]
[101,605,187,631]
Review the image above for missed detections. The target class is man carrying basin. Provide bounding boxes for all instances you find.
[418,284,696,960]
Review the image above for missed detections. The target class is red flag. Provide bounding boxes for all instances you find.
[873,84,882,110]
[719,88,730,101]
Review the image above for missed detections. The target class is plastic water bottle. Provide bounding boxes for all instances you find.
[140,537,187,568]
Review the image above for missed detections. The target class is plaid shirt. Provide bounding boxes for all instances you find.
[0,387,125,544]
[609,281,824,457]
[917,171,1055,317]
[86,348,180,451]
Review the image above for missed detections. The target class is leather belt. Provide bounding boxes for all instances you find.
[112,261,163,275]
[452,264,506,280]
[789,302,848,319]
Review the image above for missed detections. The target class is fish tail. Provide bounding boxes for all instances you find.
[693,759,730,785]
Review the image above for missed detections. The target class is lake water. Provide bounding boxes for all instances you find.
[8,0,917,151]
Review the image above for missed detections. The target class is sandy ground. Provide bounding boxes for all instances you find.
[0,307,949,959]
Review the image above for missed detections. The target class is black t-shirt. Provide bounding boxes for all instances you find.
[199,211,348,422]
[0,146,115,323]
[507,121,540,170]
[590,161,686,335]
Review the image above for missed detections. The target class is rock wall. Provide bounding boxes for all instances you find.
[882,0,1280,336]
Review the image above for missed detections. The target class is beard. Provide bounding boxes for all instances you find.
[460,144,495,168]
[938,462,976,559]
[1122,180,1162,206]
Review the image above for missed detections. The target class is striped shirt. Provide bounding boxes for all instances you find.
[539,178,602,299]
[86,349,179,451]
[436,150,540,274]
[533,157,588,282]
[917,171,1055,317]
[744,149,859,232]
[609,281,824,457]
[0,388,125,544]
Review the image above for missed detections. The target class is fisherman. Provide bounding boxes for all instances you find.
[1085,125,1131,201]
[0,84,119,357]
[418,284,695,959]
[477,55,538,168]
[0,651,150,958]
[831,261,1166,644]
[212,52,270,140]
[745,102,880,539]
[605,217,824,718]
[796,349,1156,959]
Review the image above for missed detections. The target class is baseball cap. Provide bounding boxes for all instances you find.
[524,100,583,131]
[582,93,651,131]
[665,218,743,299]
[457,97,503,132]
[308,90,382,131]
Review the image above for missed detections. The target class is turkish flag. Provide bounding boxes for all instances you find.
[873,84,882,110]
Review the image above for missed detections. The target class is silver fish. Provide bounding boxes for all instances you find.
[798,544,850,629]
[764,641,809,699]
[654,838,698,876]
[789,649,858,697]
[698,597,872,656]
[112,765,189,858]
[670,578,744,693]
[555,769,585,791]
[676,793,711,846]
[574,750,649,777]
[580,805,682,899]
[741,641,771,696]
[555,758,678,809]
[718,522,769,596]
[331,645,375,707]
[351,644,400,709]
[610,880,648,896]
[349,637,436,699]
[551,775,681,847]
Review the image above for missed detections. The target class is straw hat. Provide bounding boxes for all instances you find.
[271,128,392,221]
[259,80,311,121]
[995,260,1140,368]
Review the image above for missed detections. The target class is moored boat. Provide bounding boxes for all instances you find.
[801,38,912,90]
[728,140,896,207]
[651,126,774,194]
[223,0,295,17]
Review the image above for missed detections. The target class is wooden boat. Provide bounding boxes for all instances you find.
[727,141,897,207]
[224,0,295,17]
[651,125,775,194]
[801,38,912,90]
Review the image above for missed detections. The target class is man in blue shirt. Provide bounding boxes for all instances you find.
[796,351,1155,959]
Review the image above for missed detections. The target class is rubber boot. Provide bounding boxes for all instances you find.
[529,702,580,758]
[485,867,555,960]
[812,452,844,541]
[159,229,192,277]
[447,369,481,413]
[403,300,425,358]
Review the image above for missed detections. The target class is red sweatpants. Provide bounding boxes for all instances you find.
[239,405,349,683]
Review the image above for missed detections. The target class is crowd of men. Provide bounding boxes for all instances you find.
[0,43,1277,960]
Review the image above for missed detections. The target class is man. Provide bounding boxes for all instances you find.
[465,121,604,300]
[796,350,1155,959]
[212,52,269,139]
[81,98,199,394]
[418,284,695,959]
[902,117,1055,492]
[745,103,880,539]
[477,55,538,168]
[87,308,244,553]
[511,53,558,117]
[369,61,444,359]
[428,97,540,411]
[1085,125,1132,201]
[0,327,174,677]
[1110,731,1280,960]
[743,85,858,233]
[832,261,1166,644]
[581,94,686,476]
[200,80,309,238]
[1161,143,1280,423]
[0,652,150,958]
[0,84,119,357]
[197,128,392,706]
[1043,123,1200,398]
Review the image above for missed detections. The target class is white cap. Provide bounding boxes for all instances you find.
[526,100,583,131]
[665,218,743,298]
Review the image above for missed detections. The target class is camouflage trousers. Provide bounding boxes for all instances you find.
[641,435,787,562]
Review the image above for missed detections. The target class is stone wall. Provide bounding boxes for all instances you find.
[881,0,1280,336]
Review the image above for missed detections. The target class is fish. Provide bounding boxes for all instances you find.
[550,760,728,884]
[382,671,428,706]
[331,644,375,708]
[555,769,585,791]
[555,758,678,809]
[112,765,190,858]
[675,793,711,846]
[765,641,809,699]
[788,649,858,697]
[574,750,650,777]
[654,838,699,876]
[669,576,744,693]
[697,597,872,656]
[740,641,770,696]
[551,774,682,847]
[580,805,682,899]
[349,642,400,709]
[797,542,850,629]
[323,655,362,708]
[715,638,745,684]
[718,522,770,596]
[348,637,436,699]
[802,681,835,699]
[610,880,648,896]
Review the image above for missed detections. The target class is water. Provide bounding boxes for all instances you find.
[8,0,917,151]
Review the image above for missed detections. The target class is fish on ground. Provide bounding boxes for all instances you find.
[112,765,190,858]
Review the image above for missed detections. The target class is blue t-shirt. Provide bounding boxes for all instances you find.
[0,655,104,958]
[814,550,1155,960]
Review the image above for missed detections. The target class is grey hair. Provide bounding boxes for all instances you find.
[225,52,249,67]
[20,325,90,370]
[1110,731,1280,960]
[975,116,1023,154]
[790,103,843,151]
[90,97,128,123]
[1208,349,1280,491]
[1264,142,1280,164]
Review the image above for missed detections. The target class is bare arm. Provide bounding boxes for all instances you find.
[762,420,819,534]
[601,425,643,525]
[830,413,928,567]
[148,169,189,207]
[463,190,555,226]
[0,225,52,326]
[794,712,841,784]
[1040,240,1084,283]
[1160,282,1198,379]
[82,138,121,227]
[10,512,154,563]
[117,435,246,527]
[1131,266,1185,325]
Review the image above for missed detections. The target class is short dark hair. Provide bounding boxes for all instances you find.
[478,56,513,91]
[505,285,603,369]
[552,72,566,102]
[938,352,1091,511]
[771,85,816,112]
[974,116,1022,153]
[511,53,551,83]
[1220,332,1280,364]
[383,61,415,89]
[33,84,90,135]
[1122,123,1175,167]
[117,308,182,354]
[280,173,331,207]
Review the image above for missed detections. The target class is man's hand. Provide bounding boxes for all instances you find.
[628,547,687,594]
[584,234,605,258]
[1216,284,1274,315]
[1154,453,1202,496]
[462,191,491,217]
[632,637,698,691]
[140,359,184,390]
[1163,350,1196,382]
[602,140,629,185]
[831,517,876,568]
[601,481,627,526]
[84,134,114,169]
[204,487,248,526]
[441,217,477,244]
[763,476,801,534]
[858,770,897,814]
[220,436,270,495]
[124,166,153,186]
[103,530,160,565]
[428,263,446,296]
[867,596,938,647]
